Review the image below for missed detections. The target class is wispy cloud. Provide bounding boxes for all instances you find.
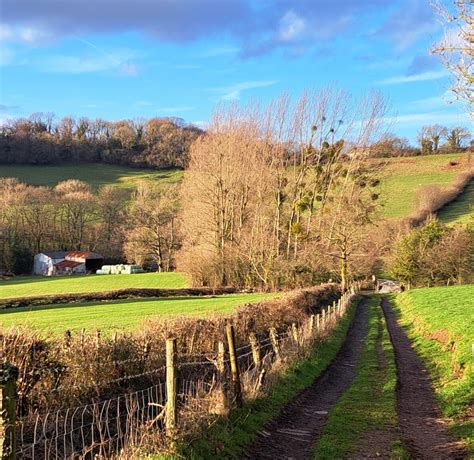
[209,80,278,100]
[377,70,448,85]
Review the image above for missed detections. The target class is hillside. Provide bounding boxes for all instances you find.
[1,154,469,218]
[376,153,469,218]
[0,163,183,188]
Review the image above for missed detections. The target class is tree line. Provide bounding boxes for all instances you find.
[0,114,204,169]
[369,125,472,158]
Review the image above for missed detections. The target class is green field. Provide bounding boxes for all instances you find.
[377,153,467,218]
[438,179,474,225]
[0,163,183,189]
[0,293,275,335]
[0,272,188,299]
[393,285,474,453]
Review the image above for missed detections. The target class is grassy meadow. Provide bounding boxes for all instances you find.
[0,272,188,299]
[376,153,467,218]
[0,292,276,335]
[0,163,183,189]
[392,285,474,453]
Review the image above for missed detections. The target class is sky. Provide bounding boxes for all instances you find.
[0,0,472,142]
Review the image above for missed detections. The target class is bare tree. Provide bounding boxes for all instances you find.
[446,126,471,149]
[432,0,474,115]
[419,124,448,152]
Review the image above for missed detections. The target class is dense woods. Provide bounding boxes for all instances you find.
[0,114,204,169]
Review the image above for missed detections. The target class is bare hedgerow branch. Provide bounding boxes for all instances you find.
[431,0,474,115]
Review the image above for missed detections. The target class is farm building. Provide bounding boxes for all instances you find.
[33,251,104,276]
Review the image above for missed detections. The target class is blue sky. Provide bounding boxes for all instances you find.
[0,0,471,142]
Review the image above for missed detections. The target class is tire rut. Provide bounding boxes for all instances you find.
[242,297,369,460]
[381,297,467,460]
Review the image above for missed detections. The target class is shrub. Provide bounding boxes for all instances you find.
[389,220,474,288]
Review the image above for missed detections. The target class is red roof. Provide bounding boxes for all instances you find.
[65,251,102,260]
[54,260,84,269]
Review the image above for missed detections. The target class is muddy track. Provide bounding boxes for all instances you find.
[242,297,369,460]
[381,297,467,460]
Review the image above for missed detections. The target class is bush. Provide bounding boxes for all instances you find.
[389,220,474,288]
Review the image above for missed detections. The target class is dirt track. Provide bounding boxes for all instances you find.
[241,296,468,460]
[381,298,467,460]
[242,297,368,459]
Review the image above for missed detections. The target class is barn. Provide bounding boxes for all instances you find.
[33,251,104,276]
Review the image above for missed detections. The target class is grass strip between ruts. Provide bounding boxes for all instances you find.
[312,296,407,459]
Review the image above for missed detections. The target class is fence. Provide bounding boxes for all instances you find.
[1,287,359,459]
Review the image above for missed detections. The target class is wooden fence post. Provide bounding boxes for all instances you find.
[63,330,71,350]
[0,363,18,460]
[95,330,101,350]
[269,328,281,360]
[212,341,228,415]
[316,314,321,332]
[80,328,85,349]
[291,323,299,345]
[226,324,242,407]
[165,337,177,440]
[322,308,326,329]
[309,314,315,335]
[249,333,261,368]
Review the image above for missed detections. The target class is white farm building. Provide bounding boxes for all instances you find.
[33,251,104,276]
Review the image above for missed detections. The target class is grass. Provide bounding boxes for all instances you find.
[313,297,405,459]
[165,299,359,459]
[0,163,183,189]
[376,153,467,218]
[438,179,474,225]
[0,272,188,299]
[0,293,276,335]
[392,285,474,454]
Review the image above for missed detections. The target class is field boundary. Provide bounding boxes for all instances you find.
[0,287,240,310]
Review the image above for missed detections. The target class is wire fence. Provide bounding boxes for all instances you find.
[1,285,360,459]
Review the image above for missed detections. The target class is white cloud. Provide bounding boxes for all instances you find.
[377,70,448,85]
[0,24,53,44]
[278,10,306,42]
[209,80,278,100]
